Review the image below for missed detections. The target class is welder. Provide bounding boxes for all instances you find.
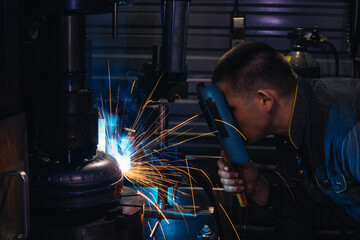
[213,41,360,239]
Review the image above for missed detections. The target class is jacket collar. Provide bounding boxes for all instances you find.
[288,78,312,151]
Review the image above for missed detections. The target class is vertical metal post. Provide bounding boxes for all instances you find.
[163,0,190,74]
[49,14,86,91]
[112,1,118,40]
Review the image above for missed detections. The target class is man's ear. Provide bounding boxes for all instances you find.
[256,89,274,113]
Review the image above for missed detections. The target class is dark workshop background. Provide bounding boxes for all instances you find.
[1,0,358,239]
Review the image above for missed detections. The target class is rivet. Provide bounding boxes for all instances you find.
[336,182,342,188]
[298,169,304,175]
[323,179,330,185]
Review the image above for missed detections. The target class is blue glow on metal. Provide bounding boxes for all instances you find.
[98,119,106,152]
[107,136,133,173]
[97,113,134,173]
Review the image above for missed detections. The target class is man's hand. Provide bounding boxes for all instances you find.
[217,153,269,206]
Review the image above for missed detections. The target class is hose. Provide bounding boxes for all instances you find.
[322,41,339,77]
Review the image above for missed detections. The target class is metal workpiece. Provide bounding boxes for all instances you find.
[29,151,124,209]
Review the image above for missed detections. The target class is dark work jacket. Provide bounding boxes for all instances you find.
[265,78,360,232]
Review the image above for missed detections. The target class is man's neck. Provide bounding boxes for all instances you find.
[271,93,295,136]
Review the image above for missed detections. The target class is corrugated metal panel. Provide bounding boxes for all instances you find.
[87,0,350,75]
[86,0,353,151]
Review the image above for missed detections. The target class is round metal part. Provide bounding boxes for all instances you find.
[31,187,144,240]
[30,151,124,208]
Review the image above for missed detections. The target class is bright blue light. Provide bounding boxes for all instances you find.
[98,119,106,152]
[98,113,134,173]
[107,136,133,173]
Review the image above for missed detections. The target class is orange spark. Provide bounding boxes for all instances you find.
[275,171,296,203]
[214,119,247,141]
[138,191,169,224]
[219,203,241,240]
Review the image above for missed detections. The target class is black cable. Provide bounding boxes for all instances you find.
[234,0,239,13]
[192,170,225,240]
[352,58,357,78]
[322,41,339,77]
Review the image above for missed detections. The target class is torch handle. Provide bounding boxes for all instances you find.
[222,154,247,208]
[236,192,247,207]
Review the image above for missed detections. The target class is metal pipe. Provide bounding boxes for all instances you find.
[163,0,189,73]
[112,1,118,40]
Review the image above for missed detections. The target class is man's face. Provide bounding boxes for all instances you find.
[217,81,271,143]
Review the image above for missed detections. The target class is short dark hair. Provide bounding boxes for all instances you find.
[212,41,297,97]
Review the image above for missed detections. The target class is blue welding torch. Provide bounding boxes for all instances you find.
[196,82,250,208]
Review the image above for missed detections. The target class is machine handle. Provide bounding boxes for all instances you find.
[3,171,30,240]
